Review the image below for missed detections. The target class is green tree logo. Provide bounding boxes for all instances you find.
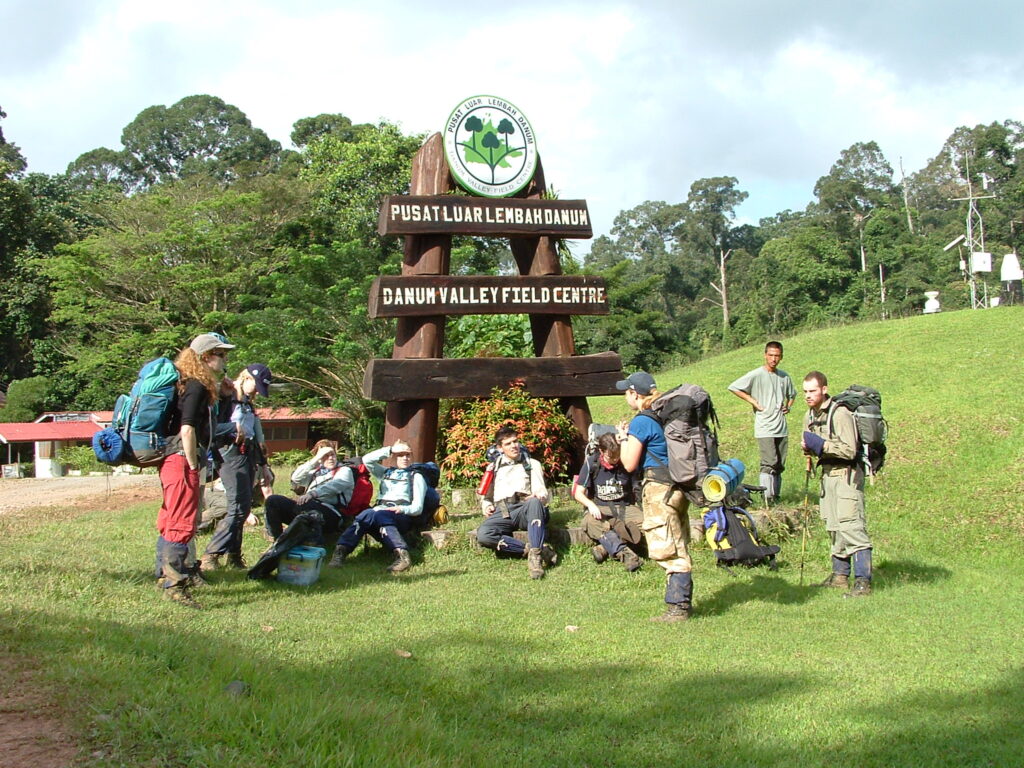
[458,117,525,183]
[443,96,537,197]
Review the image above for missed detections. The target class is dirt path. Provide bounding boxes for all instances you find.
[0,474,162,517]
[1,473,163,767]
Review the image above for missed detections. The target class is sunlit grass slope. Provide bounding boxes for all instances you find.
[1,307,1021,768]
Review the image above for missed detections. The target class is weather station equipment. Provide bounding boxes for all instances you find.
[950,169,995,310]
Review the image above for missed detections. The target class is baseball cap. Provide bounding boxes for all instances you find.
[190,333,236,356]
[615,371,656,396]
[245,363,272,396]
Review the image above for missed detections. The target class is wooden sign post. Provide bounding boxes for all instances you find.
[367,131,623,463]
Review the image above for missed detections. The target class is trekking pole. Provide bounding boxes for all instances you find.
[800,456,812,586]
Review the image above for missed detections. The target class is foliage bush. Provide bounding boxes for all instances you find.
[440,385,579,487]
[62,444,105,473]
[268,448,310,470]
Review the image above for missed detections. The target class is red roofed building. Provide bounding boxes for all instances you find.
[0,408,346,478]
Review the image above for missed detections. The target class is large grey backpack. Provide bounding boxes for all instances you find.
[829,385,887,476]
[641,383,720,489]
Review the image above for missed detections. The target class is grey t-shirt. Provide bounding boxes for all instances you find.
[728,366,796,438]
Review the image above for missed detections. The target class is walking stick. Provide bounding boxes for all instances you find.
[800,456,812,586]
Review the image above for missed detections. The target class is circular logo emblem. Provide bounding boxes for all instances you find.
[444,95,538,198]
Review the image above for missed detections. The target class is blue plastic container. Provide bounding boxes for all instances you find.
[701,458,746,503]
[276,545,327,586]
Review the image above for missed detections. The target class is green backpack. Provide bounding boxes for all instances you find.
[830,385,887,476]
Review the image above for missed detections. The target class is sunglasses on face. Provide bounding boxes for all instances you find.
[208,350,227,358]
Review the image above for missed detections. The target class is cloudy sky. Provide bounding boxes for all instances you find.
[2,0,1022,246]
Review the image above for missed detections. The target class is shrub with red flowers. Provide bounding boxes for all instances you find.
[440,385,579,487]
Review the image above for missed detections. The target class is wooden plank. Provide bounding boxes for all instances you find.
[363,352,623,401]
[378,195,593,238]
[509,157,591,467]
[367,275,609,318]
[383,132,453,460]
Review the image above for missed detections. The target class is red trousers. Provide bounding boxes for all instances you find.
[157,452,200,544]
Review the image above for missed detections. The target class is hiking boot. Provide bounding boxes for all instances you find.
[527,547,545,579]
[618,548,643,572]
[226,552,247,570]
[541,544,559,567]
[163,586,201,609]
[650,604,690,623]
[387,549,412,573]
[187,571,209,589]
[328,545,351,568]
[844,577,872,598]
[817,573,849,589]
[199,553,222,572]
[591,544,609,564]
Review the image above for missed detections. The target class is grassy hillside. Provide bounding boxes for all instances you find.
[1,307,1022,768]
[590,305,1024,554]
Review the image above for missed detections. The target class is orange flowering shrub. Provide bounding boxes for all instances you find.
[440,385,578,487]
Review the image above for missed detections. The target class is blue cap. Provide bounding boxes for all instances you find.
[615,371,656,396]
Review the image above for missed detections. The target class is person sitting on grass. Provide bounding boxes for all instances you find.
[328,440,425,573]
[262,441,355,546]
[476,425,557,579]
[573,432,644,572]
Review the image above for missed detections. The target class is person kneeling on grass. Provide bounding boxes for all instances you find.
[476,425,557,580]
[573,432,644,572]
[329,440,424,573]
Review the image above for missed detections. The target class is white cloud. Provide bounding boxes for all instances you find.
[2,0,1023,243]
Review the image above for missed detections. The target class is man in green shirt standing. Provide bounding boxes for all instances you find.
[727,341,796,503]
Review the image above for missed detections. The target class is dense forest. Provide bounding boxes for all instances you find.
[1,96,1021,438]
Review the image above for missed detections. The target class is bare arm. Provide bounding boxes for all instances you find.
[573,483,603,519]
[619,435,643,473]
[180,425,199,470]
[730,388,763,412]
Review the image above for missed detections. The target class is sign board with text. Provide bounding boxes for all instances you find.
[377,196,592,238]
[368,275,608,318]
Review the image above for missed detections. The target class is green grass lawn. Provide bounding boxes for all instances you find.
[2,307,1023,767]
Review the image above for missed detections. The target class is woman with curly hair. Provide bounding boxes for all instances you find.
[156,333,233,608]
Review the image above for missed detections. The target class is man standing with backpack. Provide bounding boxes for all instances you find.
[329,440,426,573]
[801,371,873,597]
[728,341,796,503]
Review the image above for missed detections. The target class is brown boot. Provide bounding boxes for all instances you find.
[844,577,872,597]
[527,547,545,579]
[226,552,247,569]
[618,548,643,572]
[817,573,849,589]
[163,585,202,609]
[591,544,609,564]
[650,604,690,623]
[387,549,412,573]
[199,553,221,572]
[541,544,559,567]
[328,545,350,568]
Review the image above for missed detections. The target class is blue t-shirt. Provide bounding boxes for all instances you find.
[628,413,668,470]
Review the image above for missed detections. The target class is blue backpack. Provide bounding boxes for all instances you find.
[397,462,442,527]
[93,357,180,466]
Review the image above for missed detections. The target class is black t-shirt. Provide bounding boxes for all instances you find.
[577,455,637,506]
[165,378,213,450]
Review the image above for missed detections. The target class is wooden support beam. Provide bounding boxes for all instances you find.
[364,352,623,401]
